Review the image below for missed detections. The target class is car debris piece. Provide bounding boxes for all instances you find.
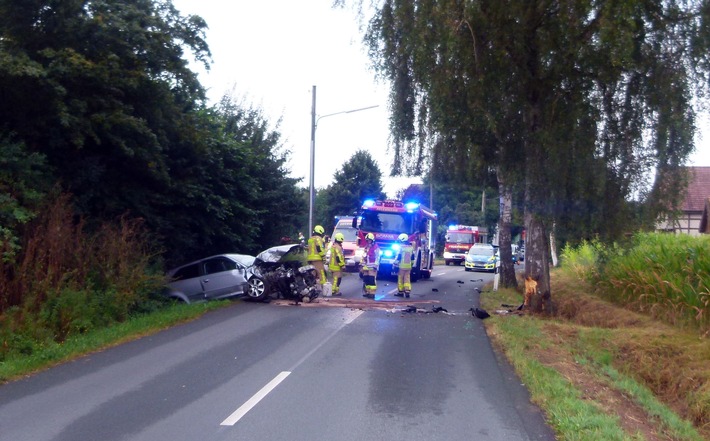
[469,307,490,319]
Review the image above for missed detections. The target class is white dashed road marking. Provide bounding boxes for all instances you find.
[220,309,364,426]
[220,371,291,426]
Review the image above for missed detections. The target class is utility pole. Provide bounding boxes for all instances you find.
[308,85,378,234]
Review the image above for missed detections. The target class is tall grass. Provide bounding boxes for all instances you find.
[0,192,167,360]
[560,233,710,332]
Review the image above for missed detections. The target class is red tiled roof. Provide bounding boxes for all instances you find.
[682,167,710,212]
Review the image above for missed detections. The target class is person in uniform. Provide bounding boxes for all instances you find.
[328,232,346,296]
[361,233,380,299]
[394,233,414,298]
[307,225,327,292]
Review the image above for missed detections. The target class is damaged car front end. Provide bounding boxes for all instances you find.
[248,244,320,303]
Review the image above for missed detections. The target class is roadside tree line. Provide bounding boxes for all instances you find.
[0,0,306,333]
[339,0,710,310]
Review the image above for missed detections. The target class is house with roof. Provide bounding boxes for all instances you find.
[700,197,710,234]
[655,166,710,236]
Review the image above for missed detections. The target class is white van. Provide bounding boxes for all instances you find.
[325,216,363,271]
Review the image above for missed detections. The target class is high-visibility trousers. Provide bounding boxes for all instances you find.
[309,260,326,288]
[362,267,377,294]
[330,270,342,293]
[397,268,411,293]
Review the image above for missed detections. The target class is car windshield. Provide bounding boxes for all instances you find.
[255,244,307,264]
[469,247,494,256]
[231,254,255,267]
[360,211,413,234]
[333,227,358,242]
[446,232,474,244]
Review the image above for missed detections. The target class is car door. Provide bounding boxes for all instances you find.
[201,256,247,300]
[168,263,205,302]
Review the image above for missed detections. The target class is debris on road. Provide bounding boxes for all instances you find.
[470,307,490,319]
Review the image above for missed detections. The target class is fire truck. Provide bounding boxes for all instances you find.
[443,225,486,266]
[352,199,437,281]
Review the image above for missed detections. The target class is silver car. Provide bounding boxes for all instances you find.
[165,254,267,303]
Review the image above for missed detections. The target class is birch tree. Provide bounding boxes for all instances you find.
[340,0,708,312]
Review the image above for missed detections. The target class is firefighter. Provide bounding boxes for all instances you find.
[361,233,380,299]
[394,233,414,298]
[307,225,327,292]
[328,232,346,296]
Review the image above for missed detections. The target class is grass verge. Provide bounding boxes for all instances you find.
[0,300,228,383]
[481,270,709,441]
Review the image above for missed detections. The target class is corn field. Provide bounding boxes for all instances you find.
[561,233,710,332]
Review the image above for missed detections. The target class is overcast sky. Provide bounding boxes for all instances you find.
[171,0,422,197]
[172,0,709,197]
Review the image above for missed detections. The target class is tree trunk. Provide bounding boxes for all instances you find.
[524,209,552,314]
[497,169,517,288]
[549,221,558,267]
[523,65,552,314]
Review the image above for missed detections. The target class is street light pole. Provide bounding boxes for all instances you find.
[308,84,379,234]
[309,86,317,237]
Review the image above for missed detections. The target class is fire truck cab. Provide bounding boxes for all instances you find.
[443,225,484,266]
[353,199,437,281]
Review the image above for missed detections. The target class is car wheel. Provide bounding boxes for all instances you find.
[247,277,269,301]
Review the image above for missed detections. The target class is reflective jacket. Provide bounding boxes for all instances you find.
[362,242,380,269]
[307,235,325,261]
[396,243,414,269]
[328,242,345,271]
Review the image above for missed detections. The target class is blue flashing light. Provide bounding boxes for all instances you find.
[404,202,420,211]
[448,224,457,230]
[383,249,394,258]
[363,199,375,208]
[391,244,401,252]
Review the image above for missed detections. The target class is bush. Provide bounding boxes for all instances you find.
[560,240,603,281]
[0,192,166,358]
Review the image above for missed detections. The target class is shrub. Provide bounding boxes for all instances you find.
[0,192,166,358]
[560,240,603,281]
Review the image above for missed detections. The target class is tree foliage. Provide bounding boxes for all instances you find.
[0,0,305,269]
[316,150,386,231]
[345,0,710,309]
[0,135,50,262]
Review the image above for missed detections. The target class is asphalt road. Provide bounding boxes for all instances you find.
[0,264,555,441]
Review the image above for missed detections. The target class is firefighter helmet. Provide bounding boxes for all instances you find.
[334,232,345,242]
[313,225,325,235]
[365,233,375,241]
[398,233,408,242]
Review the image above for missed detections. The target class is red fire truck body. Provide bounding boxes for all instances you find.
[354,199,437,281]
[443,225,481,265]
